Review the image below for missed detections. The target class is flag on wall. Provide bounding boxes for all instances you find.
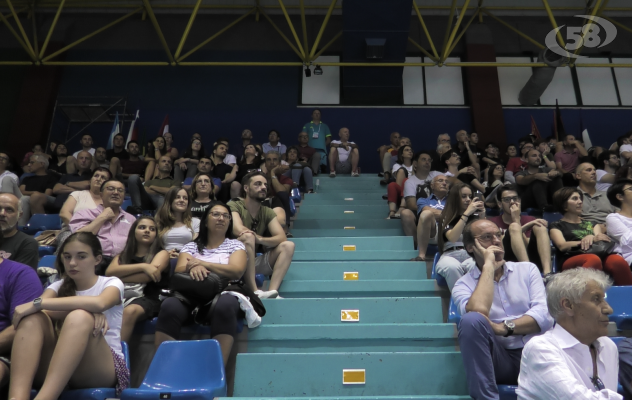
[106,112,120,150]
[126,110,139,147]
[553,100,566,141]
[530,116,541,140]
[158,115,169,137]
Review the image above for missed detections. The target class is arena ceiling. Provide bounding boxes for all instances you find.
[1,0,631,67]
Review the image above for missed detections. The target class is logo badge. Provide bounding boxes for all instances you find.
[545,15,617,59]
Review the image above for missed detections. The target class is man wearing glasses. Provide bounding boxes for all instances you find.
[453,219,553,400]
[487,185,552,275]
[18,154,60,226]
[229,171,294,299]
[69,179,136,274]
[517,268,621,399]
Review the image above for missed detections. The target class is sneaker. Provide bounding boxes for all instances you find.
[377,172,384,177]
[352,171,360,177]
[254,290,264,296]
[329,171,336,178]
[257,289,279,299]
[276,295,284,299]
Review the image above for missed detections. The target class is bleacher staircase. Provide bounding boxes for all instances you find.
[223,175,469,400]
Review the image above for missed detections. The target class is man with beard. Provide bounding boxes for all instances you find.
[211,142,237,203]
[127,155,177,212]
[106,134,129,161]
[0,193,38,269]
[182,156,221,198]
[234,129,252,162]
[93,146,109,169]
[261,150,293,231]
[229,171,294,299]
[109,140,151,183]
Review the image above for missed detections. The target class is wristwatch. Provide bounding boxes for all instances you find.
[33,297,43,310]
[503,320,516,337]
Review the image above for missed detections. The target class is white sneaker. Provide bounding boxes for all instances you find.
[257,289,279,299]
[254,290,264,296]
[352,171,360,177]
[329,171,336,178]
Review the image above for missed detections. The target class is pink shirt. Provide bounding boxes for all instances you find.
[69,205,136,257]
[554,148,580,173]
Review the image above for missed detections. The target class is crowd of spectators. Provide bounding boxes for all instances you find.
[3,115,632,399]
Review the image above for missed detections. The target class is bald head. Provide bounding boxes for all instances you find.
[339,127,350,141]
[464,219,504,263]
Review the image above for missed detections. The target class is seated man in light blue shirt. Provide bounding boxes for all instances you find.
[453,219,554,400]
[410,174,448,261]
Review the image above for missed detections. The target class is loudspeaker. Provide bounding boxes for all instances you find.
[365,38,386,59]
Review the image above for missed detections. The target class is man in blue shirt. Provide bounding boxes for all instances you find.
[302,109,331,169]
[411,174,448,261]
[453,219,553,400]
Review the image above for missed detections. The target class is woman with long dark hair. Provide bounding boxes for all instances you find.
[483,164,506,208]
[9,232,129,399]
[155,187,200,257]
[49,143,69,175]
[231,144,262,198]
[154,202,247,366]
[105,217,170,342]
[435,182,485,290]
[386,144,414,219]
[146,136,169,180]
[174,138,205,185]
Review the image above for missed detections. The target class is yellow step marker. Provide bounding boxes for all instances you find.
[344,198,354,201]
[343,226,356,230]
[344,210,354,214]
[341,310,360,322]
[343,245,356,251]
[343,272,359,280]
[343,369,366,385]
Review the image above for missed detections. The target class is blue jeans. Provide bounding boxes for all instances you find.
[283,164,313,191]
[458,312,522,400]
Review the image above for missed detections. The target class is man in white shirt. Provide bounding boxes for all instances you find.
[329,127,359,177]
[217,138,237,166]
[619,136,632,165]
[71,134,96,158]
[516,268,620,400]
[453,219,553,400]
[596,151,618,192]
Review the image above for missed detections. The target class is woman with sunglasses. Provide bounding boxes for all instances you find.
[550,187,632,285]
[435,182,485,291]
[154,202,247,366]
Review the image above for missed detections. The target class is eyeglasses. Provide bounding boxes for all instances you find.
[0,156,9,162]
[104,186,125,193]
[475,232,503,242]
[210,212,231,220]
[501,196,521,203]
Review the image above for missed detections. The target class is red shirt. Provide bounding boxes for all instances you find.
[268,173,293,196]
[297,145,317,161]
[506,157,528,174]
[488,215,536,238]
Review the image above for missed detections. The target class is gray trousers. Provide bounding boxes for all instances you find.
[0,176,22,198]
[173,162,199,186]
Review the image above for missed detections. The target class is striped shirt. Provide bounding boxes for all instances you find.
[180,239,245,265]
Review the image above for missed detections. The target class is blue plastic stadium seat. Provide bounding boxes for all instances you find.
[290,187,301,203]
[38,255,56,268]
[121,339,227,399]
[430,252,447,287]
[255,273,265,288]
[543,211,563,224]
[498,385,518,400]
[20,214,61,235]
[607,286,632,330]
[33,342,130,400]
[289,198,296,217]
[448,297,461,325]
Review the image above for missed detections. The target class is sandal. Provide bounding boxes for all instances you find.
[410,256,425,262]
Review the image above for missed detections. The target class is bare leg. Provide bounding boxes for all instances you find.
[378,145,388,172]
[120,304,146,343]
[236,232,257,292]
[30,192,49,214]
[309,153,320,175]
[213,334,234,367]
[266,241,295,291]
[66,156,77,174]
[350,148,360,174]
[109,157,121,178]
[9,312,56,400]
[415,210,437,259]
[533,224,552,274]
[382,152,392,175]
[328,148,338,172]
[508,223,528,262]
[230,181,242,199]
[154,331,175,350]
[400,209,417,245]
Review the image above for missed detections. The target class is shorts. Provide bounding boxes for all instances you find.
[255,251,273,275]
[335,161,352,174]
[128,296,162,319]
[110,348,130,396]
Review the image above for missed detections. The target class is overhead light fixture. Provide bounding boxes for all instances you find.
[304,66,311,77]
[314,65,323,75]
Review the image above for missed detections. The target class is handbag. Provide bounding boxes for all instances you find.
[169,271,229,305]
[566,240,616,260]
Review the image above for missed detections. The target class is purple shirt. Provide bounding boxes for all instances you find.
[554,148,580,173]
[69,205,136,257]
[0,259,43,333]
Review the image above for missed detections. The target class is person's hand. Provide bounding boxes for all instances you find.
[464,141,471,150]
[92,313,109,337]
[237,230,255,238]
[479,313,509,336]
[474,239,505,271]
[277,164,289,174]
[510,203,521,223]
[534,173,551,182]
[189,265,208,281]
[464,199,482,217]
[12,302,38,327]
[581,234,595,251]
[179,162,188,171]
[458,167,470,175]
[466,166,476,175]
[167,249,179,259]
[143,264,162,282]
[594,233,612,242]
[548,170,559,178]
[100,207,116,222]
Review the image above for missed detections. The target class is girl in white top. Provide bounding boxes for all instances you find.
[155,202,247,367]
[156,187,200,256]
[387,145,414,219]
[10,232,128,399]
[59,167,112,226]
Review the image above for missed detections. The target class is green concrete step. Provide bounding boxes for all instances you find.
[293,250,418,261]
[307,192,386,200]
[261,297,442,324]
[233,352,467,397]
[301,198,387,206]
[285,261,426,280]
[296,211,387,220]
[247,324,457,353]
[291,229,404,237]
[290,237,413,251]
[278,279,440,298]
[223,397,470,400]
[293,219,402,230]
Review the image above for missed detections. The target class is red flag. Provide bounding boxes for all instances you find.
[553,99,566,141]
[157,115,169,137]
[530,116,541,140]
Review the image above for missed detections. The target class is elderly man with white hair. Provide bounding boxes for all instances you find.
[516,268,620,399]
